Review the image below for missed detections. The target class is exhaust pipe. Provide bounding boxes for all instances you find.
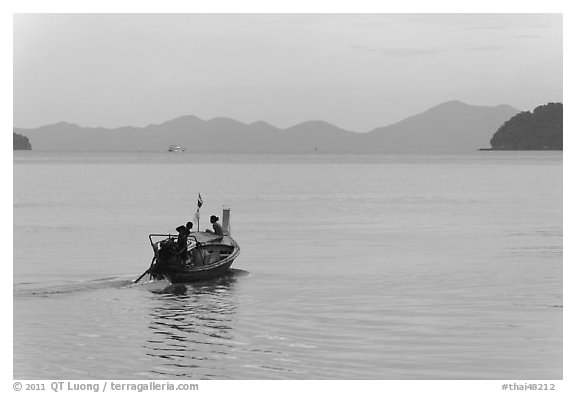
[222,207,231,235]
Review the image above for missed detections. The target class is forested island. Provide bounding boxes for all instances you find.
[489,103,562,150]
[13,132,32,150]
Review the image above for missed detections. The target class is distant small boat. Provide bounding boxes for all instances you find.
[168,145,186,152]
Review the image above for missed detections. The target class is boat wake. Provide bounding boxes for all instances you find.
[14,276,136,298]
[14,269,249,298]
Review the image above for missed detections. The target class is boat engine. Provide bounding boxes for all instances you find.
[156,238,181,261]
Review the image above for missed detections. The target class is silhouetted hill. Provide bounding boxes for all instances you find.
[362,101,520,153]
[14,101,520,153]
[281,121,359,152]
[489,103,562,150]
[13,132,32,150]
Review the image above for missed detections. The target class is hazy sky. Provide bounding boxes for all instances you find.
[13,13,562,131]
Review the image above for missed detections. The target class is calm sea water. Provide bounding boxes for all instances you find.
[13,151,562,380]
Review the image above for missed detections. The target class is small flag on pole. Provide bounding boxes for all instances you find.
[196,193,203,230]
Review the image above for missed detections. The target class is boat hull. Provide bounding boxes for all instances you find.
[161,258,235,283]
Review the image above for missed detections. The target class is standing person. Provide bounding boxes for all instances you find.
[176,221,193,262]
[206,215,224,236]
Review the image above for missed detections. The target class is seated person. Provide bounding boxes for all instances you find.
[205,215,224,236]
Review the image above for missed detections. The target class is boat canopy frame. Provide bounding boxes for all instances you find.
[148,233,200,247]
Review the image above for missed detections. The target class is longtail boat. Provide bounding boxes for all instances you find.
[136,208,239,284]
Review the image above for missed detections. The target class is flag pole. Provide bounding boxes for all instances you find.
[197,193,203,232]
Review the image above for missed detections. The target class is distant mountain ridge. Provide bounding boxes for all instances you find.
[14,101,520,153]
[363,101,520,153]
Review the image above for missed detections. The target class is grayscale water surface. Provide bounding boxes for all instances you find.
[13,152,562,379]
